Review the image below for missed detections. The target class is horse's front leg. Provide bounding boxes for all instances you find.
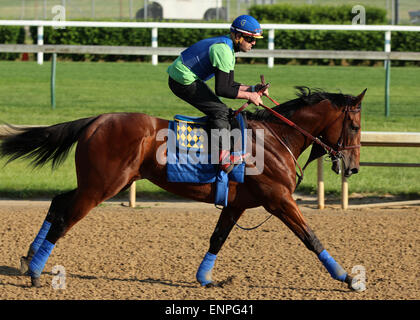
[265,191,363,291]
[196,205,244,287]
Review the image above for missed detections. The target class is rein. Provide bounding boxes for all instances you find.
[232,214,273,231]
[258,102,356,159]
[235,77,360,159]
[230,81,361,231]
[257,100,361,191]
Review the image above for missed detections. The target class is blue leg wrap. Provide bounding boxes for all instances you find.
[214,171,229,207]
[196,252,217,286]
[29,240,55,278]
[318,249,347,282]
[31,221,52,253]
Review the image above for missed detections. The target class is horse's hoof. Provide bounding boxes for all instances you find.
[31,277,41,288]
[20,256,30,275]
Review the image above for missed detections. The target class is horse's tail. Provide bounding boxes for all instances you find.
[0,116,98,169]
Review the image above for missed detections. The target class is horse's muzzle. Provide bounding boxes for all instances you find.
[344,167,359,177]
[331,157,359,177]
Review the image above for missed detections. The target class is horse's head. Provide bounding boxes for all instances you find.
[322,89,366,177]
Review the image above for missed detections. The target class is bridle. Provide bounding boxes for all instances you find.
[259,98,361,161]
[231,82,361,231]
[235,82,361,162]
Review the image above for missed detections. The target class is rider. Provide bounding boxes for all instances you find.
[167,15,268,173]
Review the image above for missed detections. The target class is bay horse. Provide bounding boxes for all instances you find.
[0,86,366,290]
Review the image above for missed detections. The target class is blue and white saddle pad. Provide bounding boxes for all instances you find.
[167,113,247,207]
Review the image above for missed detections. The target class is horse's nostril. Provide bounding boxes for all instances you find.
[344,167,359,177]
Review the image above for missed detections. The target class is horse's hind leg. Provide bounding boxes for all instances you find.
[23,189,100,287]
[196,205,244,286]
[20,190,76,276]
[25,167,138,286]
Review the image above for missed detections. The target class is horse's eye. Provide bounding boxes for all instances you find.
[350,123,360,131]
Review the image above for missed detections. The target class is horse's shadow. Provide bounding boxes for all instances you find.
[0,265,21,276]
[0,266,348,293]
[0,265,33,288]
[249,284,349,293]
[0,265,198,289]
[68,273,199,288]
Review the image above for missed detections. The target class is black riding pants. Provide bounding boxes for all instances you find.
[168,76,230,132]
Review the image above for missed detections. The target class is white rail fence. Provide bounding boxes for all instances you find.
[2,43,420,61]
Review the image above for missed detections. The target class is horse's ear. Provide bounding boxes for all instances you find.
[354,88,367,107]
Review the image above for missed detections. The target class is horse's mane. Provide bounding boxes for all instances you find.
[245,86,357,122]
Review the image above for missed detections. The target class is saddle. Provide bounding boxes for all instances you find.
[166,110,248,207]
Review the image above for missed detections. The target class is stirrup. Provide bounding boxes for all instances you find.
[220,162,235,174]
[219,151,247,174]
[219,150,233,173]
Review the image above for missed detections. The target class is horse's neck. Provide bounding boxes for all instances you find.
[263,100,337,157]
[294,101,330,129]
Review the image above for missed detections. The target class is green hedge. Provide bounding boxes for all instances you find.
[251,4,418,66]
[249,4,387,24]
[0,4,415,65]
[27,24,420,66]
[248,4,419,66]
[391,31,420,66]
[0,26,25,60]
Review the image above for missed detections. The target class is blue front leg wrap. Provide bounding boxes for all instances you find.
[31,221,51,253]
[29,240,55,278]
[318,249,347,282]
[196,252,217,286]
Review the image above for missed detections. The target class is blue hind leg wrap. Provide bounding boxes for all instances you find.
[31,221,52,253]
[196,252,217,286]
[29,240,55,278]
[214,171,229,207]
[318,249,347,282]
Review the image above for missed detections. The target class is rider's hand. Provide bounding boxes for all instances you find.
[255,83,269,96]
[248,92,263,106]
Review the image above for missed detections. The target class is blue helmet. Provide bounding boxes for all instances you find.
[230,15,263,38]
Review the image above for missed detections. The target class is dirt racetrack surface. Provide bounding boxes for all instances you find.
[0,198,418,300]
